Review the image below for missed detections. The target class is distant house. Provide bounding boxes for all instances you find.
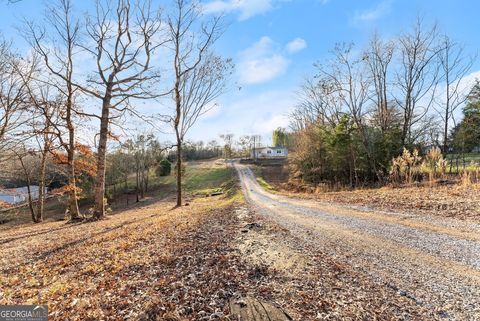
[251,146,288,159]
[0,186,46,205]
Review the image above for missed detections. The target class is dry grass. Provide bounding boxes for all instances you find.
[255,162,480,222]
[278,183,480,222]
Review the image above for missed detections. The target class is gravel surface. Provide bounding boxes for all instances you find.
[235,163,480,321]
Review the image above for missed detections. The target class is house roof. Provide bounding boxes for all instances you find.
[254,146,287,150]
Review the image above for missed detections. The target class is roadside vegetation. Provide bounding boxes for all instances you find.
[232,20,480,224]
[255,176,274,192]
[279,20,480,191]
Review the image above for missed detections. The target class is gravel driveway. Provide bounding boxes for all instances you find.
[235,163,480,320]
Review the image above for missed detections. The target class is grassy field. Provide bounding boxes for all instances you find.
[445,152,480,162]
[0,159,236,228]
[443,153,480,173]
[106,159,233,197]
[183,161,233,195]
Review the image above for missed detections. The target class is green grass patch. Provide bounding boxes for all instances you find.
[153,161,237,198]
[184,166,231,193]
[256,176,274,191]
[105,161,239,200]
[445,153,480,162]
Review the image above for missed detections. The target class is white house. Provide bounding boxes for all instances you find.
[251,146,288,159]
[0,186,46,205]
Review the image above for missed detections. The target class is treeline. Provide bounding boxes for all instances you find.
[0,0,232,222]
[288,19,480,187]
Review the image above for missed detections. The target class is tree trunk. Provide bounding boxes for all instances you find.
[140,164,145,199]
[443,95,450,153]
[67,125,81,220]
[26,184,37,223]
[136,163,140,203]
[144,166,149,193]
[174,74,182,207]
[176,136,182,207]
[93,87,112,219]
[18,155,37,223]
[35,149,48,222]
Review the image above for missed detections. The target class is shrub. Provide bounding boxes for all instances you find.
[422,147,447,184]
[156,159,172,177]
[389,148,422,184]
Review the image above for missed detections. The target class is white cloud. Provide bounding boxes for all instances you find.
[432,69,480,119]
[353,0,392,23]
[186,90,296,143]
[240,55,289,84]
[286,38,307,54]
[238,36,290,85]
[254,113,290,134]
[202,0,287,21]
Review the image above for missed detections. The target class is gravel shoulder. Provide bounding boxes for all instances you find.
[236,163,480,320]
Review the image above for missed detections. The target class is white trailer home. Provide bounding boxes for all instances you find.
[251,147,288,159]
[0,186,46,205]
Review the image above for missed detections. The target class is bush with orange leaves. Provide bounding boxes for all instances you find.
[0,200,13,209]
[50,143,97,199]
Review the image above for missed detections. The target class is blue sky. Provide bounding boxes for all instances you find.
[1,0,480,145]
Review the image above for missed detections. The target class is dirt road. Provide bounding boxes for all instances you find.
[235,163,480,320]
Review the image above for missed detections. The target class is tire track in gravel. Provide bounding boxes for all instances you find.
[234,163,480,320]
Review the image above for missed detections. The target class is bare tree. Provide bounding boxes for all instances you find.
[27,82,60,222]
[292,77,342,131]
[0,40,31,153]
[78,0,162,219]
[13,147,38,222]
[219,133,234,160]
[365,33,396,132]
[167,0,230,207]
[237,135,251,159]
[395,19,441,146]
[434,35,474,152]
[24,0,84,220]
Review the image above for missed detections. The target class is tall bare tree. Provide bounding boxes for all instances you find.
[167,0,230,207]
[434,35,474,152]
[30,90,61,222]
[25,0,83,220]
[78,0,162,219]
[0,40,31,153]
[395,19,441,146]
[292,77,342,131]
[365,33,395,132]
[219,133,234,160]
